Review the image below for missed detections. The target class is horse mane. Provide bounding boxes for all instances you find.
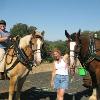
[80,33,93,39]
[80,35,88,41]
[19,34,32,49]
[18,31,43,49]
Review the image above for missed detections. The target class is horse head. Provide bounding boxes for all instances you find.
[19,31,43,66]
[65,29,81,75]
[31,31,43,65]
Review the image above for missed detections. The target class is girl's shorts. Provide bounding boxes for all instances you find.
[54,74,69,90]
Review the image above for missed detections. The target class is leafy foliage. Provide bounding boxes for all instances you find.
[10,23,37,37]
[28,26,37,34]
[42,40,69,62]
[41,40,53,62]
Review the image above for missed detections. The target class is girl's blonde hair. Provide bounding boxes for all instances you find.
[52,48,61,55]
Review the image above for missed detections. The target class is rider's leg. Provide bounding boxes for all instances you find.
[0,48,5,79]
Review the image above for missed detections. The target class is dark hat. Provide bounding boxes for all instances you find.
[0,20,6,25]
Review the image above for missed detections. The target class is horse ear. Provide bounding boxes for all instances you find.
[32,31,36,37]
[77,29,81,37]
[65,30,70,40]
[41,31,45,36]
[76,29,81,42]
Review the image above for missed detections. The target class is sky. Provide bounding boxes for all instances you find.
[0,0,100,41]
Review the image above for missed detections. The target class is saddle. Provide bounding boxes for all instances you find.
[0,36,17,80]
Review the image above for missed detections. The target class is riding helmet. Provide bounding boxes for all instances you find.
[0,20,6,26]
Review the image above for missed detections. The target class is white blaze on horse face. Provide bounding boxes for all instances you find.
[70,42,76,67]
[34,38,42,64]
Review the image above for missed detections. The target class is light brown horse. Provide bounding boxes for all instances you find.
[65,30,100,100]
[1,31,43,100]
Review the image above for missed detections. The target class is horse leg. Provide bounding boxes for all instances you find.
[15,76,27,100]
[95,69,100,100]
[15,71,29,100]
[97,85,100,100]
[89,88,97,100]
[9,76,17,100]
[89,71,97,100]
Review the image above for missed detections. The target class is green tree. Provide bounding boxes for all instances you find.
[10,23,37,37]
[41,40,53,62]
[28,26,37,34]
[10,23,28,36]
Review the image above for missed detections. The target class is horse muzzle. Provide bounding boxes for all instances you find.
[35,59,42,66]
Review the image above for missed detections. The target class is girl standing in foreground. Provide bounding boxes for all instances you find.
[51,48,69,100]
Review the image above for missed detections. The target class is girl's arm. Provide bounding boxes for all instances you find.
[51,62,56,87]
[63,53,69,65]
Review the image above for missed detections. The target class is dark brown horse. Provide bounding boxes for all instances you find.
[65,30,100,100]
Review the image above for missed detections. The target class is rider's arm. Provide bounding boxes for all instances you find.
[0,35,8,42]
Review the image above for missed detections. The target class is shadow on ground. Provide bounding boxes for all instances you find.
[0,87,92,100]
[21,87,92,100]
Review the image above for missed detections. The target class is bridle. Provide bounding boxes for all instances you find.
[70,33,100,68]
[65,30,81,75]
[30,35,43,52]
[68,40,78,75]
[65,29,100,77]
[5,34,43,72]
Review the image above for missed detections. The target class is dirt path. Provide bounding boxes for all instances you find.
[0,63,92,100]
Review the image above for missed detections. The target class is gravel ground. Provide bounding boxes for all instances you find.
[0,71,92,100]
